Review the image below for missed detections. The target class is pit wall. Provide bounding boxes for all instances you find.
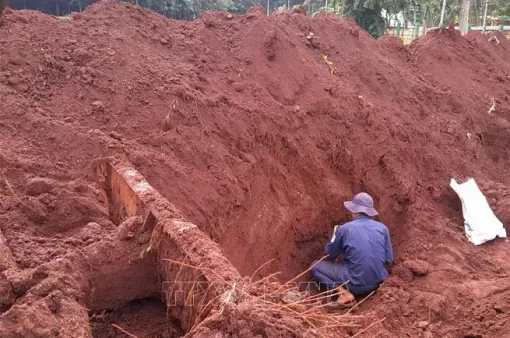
[95,158,241,331]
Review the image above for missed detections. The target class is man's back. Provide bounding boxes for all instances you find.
[325,214,393,292]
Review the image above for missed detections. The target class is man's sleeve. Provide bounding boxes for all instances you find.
[384,228,394,265]
[325,226,344,260]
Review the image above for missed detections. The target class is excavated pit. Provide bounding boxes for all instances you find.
[90,298,183,338]
[146,160,412,283]
[86,158,379,335]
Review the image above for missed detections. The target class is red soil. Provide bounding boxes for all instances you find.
[1,1,510,337]
[91,298,182,338]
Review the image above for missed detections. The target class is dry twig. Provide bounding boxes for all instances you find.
[349,317,385,338]
[250,258,275,281]
[111,324,140,338]
[1,172,37,213]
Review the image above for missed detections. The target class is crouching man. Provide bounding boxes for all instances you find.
[311,192,393,308]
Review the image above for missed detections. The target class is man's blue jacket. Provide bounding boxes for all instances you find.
[325,214,393,292]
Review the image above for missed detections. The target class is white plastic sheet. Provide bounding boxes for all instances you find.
[450,178,507,245]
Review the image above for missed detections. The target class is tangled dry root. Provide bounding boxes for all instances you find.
[164,258,380,338]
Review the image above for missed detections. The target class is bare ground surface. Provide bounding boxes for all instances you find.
[1,1,510,337]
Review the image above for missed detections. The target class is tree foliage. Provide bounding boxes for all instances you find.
[492,0,510,17]
[342,0,385,37]
[7,0,240,18]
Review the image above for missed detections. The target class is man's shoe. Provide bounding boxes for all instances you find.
[326,286,356,309]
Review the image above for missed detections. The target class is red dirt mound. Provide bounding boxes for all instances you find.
[1,1,510,337]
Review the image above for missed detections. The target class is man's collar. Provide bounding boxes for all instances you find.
[352,214,370,221]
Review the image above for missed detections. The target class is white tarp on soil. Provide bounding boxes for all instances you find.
[450,178,507,245]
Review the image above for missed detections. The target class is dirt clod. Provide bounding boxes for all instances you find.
[292,5,307,15]
[233,82,244,92]
[108,131,122,141]
[91,101,104,111]
[26,178,55,196]
[493,303,507,314]
[404,259,430,276]
[417,321,429,329]
[46,290,64,313]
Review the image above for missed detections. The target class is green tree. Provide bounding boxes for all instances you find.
[5,0,510,25]
[492,0,510,17]
[343,0,386,37]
